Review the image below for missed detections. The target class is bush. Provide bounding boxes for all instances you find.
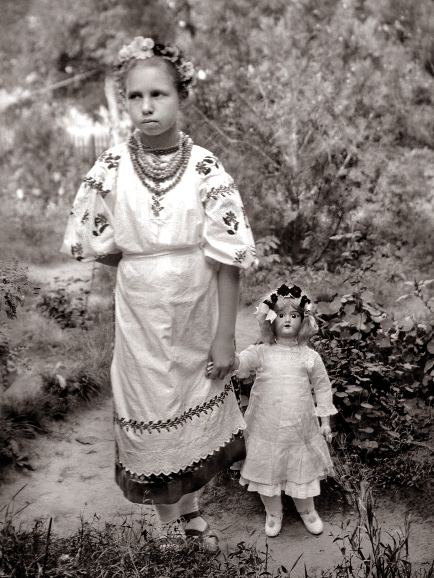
[186,0,434,269]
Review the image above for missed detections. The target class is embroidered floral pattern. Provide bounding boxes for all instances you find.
[98,152,121,170]
[195,155,220,176]
[234,249,246,264]
[84,176,111,198]
[115,383,233,434]
[93,213,110,236]
[81,210,90,224]
[151,195,164,217]
[206,182,237,200]
[223,210,239,235]
[71,242,84,261]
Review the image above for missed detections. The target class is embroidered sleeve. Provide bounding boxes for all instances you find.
[309,351,338,418]
[60,148,123,262]
[235,344,263,379]
[197,155,257,269]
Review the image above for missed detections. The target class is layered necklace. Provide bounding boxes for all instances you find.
[128,130,193,198]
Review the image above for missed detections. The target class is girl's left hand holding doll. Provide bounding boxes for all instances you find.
[206,264,239,380]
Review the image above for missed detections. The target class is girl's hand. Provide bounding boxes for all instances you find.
[206,336,235,380]
[320,423,333,443]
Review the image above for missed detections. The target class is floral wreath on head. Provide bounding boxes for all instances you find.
[254,284,312,324]
[114,37,195,97]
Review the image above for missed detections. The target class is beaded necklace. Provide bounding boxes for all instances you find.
[128,130,193,197]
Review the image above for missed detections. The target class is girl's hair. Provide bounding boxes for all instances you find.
[113,37,195,102]
[256,284,318,345]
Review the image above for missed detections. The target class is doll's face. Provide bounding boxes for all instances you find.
[274,306,302,340]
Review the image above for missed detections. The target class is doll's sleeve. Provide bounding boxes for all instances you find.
[60,147,123,262]
[234,344,263,379]
[197,153,257,269]
[310,351,338,418]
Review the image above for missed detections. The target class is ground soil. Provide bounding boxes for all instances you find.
[1,262,434,576]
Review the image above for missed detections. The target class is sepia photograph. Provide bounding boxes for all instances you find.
[1,0,434,575]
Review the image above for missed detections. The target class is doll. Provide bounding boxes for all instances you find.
[232,283,337,536]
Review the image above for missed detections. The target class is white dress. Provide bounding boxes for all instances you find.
[61,141,256,503]
[235,343,337,499]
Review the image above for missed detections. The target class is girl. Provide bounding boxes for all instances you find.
[232,283,337,537]
[61,37,256,553]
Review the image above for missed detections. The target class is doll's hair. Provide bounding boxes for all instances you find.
[256,283,318,345]
[113,37,195,102]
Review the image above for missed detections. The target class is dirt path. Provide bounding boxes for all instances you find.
[1,263,433,574]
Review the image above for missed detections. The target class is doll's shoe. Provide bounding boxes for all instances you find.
[299,510,324,535]
[265,512,283,537]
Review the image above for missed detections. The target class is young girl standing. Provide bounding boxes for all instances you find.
[61,37,256,552]
[232,283,337,537]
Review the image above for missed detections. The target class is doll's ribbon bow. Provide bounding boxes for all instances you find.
[254,302,277,323]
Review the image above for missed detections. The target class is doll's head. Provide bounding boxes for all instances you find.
[113,37,195,103]
[254,283,318,345]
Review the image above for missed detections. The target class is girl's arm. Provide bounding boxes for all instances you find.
[207,264,239,380]
[96,253,122,268]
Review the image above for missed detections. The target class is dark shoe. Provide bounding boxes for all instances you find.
[185,522,220,554]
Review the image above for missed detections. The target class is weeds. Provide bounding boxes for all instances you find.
[330,481,434,578]
[1,482,433,578]
[0,510,284,578]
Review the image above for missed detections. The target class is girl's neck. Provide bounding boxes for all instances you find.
[139,124,180,150]
[275,337,299,347]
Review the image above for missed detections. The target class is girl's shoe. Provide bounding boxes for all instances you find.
[299,510,324,535]
[265,512,283,537]
[184,523,220,555]
[182,511,220,555]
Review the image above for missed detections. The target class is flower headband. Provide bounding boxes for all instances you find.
[115,37,195,88]
[254,284,312,324]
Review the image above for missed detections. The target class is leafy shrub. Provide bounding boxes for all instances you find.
[0,260,38,389]
[0,260,36,320]
[36,284,92,329]
[186,0,434,269]
[310,234,434,484]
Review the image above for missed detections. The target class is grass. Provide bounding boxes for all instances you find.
[1,481,433,578]
[1,289,114,471]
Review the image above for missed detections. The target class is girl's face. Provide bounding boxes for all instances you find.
[125,58,180,145]
[274,307,302,340]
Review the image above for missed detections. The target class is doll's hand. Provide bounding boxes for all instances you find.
[206,336,235,380]
[320,424,333,443]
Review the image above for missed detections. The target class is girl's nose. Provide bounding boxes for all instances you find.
[142,96,153,114]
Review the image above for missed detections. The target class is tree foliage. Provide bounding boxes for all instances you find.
[4,0,434,272]
[184,0,434,267]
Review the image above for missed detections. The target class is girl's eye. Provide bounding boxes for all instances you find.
[128,92,142,100]
[279,314,284,318]
[292,314,298,318]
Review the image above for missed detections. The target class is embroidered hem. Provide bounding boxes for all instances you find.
[115,432,246,504]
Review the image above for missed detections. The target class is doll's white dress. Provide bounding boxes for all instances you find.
[61,140,256,503]
[235,343,337,498]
